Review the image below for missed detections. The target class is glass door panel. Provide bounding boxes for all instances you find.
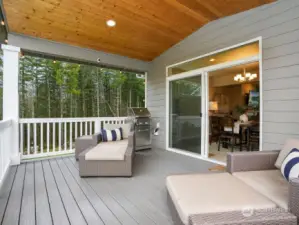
[169,75,202,155]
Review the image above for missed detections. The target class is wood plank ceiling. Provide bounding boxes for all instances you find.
[3,0,275,61]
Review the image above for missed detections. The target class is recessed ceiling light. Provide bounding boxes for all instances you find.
[210,58,215,62]
[106,20,116,27]
[1,20,5,26]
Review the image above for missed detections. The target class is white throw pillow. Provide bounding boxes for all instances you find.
[104,123,131,139]
[275,139,299,169]
[101,128,122,142]
[281,148,299,181]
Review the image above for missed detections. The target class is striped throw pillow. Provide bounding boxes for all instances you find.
[101,128,123,142]
[281,148,299,181]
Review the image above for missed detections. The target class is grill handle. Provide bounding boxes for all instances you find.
[137,129,150,132]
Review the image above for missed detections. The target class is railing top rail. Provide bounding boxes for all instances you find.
[19,117,128,123]
[0,119,13,130]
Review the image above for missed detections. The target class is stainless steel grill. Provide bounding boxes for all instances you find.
[128,107,151,151]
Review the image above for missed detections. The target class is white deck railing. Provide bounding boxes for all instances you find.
[19,117,127,160]
[0,119,13,186]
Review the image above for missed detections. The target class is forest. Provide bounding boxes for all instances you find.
[0,52,145,119]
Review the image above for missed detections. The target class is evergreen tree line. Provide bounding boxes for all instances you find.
[0,54,145,119]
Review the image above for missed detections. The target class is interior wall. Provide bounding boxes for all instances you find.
[209,82,259,114]
[147,0,299,150]
[8,33,151,72]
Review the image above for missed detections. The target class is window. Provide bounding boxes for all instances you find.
[19,54,145,118]
[168,41,259,76]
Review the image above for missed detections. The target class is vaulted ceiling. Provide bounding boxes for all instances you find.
[3,0,275,61]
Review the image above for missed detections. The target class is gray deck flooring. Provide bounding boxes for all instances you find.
[0,149,214,225]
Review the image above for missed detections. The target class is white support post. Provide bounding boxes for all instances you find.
[2,45,21,165]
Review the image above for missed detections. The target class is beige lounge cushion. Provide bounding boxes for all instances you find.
[85,140,128,161]
[233,170,289,210]
[275,139,299,169]
[166,173,276,225]
[104,123,131,139]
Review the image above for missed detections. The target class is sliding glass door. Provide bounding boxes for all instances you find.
[168,74,203,155]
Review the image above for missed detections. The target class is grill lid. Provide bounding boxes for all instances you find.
[128,107,151,117]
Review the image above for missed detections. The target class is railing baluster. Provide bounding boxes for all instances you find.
[75,122,78,139]
[27,123,30,155]
[20,123,23,156]
[85,122,87,135]
[70,122,72,150]
[59,122,61,152]
[89,121,92,135]
[40,123,43,153]
[34,123,37,154]
[53,122,56,152]
[47,122,50,153]
[80,122,83,136]
[64,122,67,151]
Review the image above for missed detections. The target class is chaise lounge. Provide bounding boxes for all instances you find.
[166,140,299,225]
[75,123,135,177]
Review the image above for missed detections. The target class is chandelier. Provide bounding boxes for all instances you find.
[234,68,257,82]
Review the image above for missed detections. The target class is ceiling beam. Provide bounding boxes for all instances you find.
[195,0,223,18]
[163,0,210,23]
[175,0,220,21]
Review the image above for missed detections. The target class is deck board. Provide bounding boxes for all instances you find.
[34,161,52,225]
[2,164,26,225]
[20,163,35,225]
[0,149,214,225]
[48,159,87,225]
[62,157,122,225]
[0,166,17,224]
[55,158,104,225]
[42,160,70,225]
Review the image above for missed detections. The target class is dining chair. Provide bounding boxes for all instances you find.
[248,125,260,151]
[217,116,240,152]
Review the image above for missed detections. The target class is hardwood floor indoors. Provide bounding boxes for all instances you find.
[0,149,215,225]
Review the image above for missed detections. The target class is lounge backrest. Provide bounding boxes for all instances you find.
[104,123,131,139]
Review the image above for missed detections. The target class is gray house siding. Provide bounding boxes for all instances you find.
[147,0,299,150]
[8,33,150,72]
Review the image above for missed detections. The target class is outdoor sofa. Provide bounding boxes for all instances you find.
[166,142,299,225]
[75,123,135,177]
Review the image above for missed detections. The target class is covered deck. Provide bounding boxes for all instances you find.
[2,0,298,224]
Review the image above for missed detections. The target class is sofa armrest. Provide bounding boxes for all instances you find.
[78,147,92,162]
[289,178,299,219]
[125,131,135,159]
[227,150,280,173]
[75,132,100,160]
[91,132,101,143]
